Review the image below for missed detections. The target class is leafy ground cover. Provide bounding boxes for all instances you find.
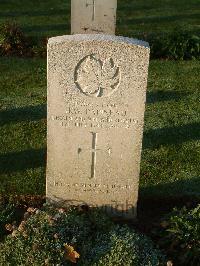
[0,58,199,201]
[0,204,166,266]
[0,200,199,265]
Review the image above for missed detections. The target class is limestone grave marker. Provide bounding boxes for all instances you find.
[47,0,150,219]
[46,34,150,219]
[71,0,117,34]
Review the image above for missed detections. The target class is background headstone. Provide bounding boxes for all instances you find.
[47,35,150,219]
[71,0,117,34]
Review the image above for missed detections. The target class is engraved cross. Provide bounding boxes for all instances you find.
[86,0,96,21]
[78,132,111,179]
[91,132,100,178]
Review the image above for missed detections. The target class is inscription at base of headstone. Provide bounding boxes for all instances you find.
[47,34,150,219]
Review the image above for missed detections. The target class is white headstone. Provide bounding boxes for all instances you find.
[71,0,117,34]
[46,34,150,219]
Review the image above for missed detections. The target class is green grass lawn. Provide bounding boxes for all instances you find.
[0,58,46,195]
[0,58,199,200]
[0,0,199,39]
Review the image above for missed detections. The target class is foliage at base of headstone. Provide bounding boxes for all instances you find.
[0,204,165,266]
[81,225,165,266]
[0,201,16,239]
[153,204,200,266]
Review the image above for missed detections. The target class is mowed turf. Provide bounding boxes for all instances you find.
[0,58,46,195]
[0,58,199,198]
[0,0,199,40]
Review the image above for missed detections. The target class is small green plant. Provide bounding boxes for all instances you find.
[82,225,165,266]
[0,204,165,265]
[149,29,200,60]
[154,204,200,266]
[0,22,47,57]
[0,22,32,56]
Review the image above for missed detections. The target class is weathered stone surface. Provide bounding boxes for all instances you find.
[47,34,150,219]
[71,0,117,35]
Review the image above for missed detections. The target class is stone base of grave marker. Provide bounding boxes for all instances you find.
[46,34,150,219]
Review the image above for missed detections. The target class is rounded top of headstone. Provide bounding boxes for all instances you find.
[48,34,149,49]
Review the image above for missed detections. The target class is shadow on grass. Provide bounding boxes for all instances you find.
[23,23,70,34]
[0,104,46,126]
[140,176,200,199]
[139,176,200,216]
[0,9,69,18]
[118,4,156,13]
[0,148,46,174]
[143,122,200,149]
[137,176,200,229]
[125,13,200,25]
[146,90,189,104]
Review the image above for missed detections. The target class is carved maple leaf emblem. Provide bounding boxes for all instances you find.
[75,54,120,97]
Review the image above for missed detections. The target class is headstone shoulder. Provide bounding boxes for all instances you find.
[48,34,149,50]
